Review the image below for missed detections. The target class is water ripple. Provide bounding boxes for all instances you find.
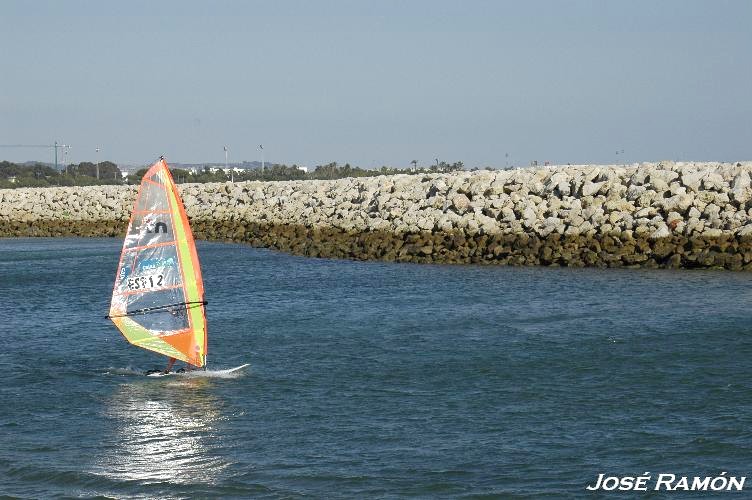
[2,238,752,497]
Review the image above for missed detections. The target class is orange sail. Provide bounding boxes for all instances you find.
[108,159,207,366]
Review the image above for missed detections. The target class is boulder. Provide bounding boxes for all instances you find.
[627,184,646,201]
[450,193,471,214]
[650,224,671,239]
[681,170,705,192]
[649,177,669,192]
[737,224,752,237]
[703,172,726,191]
[581,181,605,197]
[733,172,750,190]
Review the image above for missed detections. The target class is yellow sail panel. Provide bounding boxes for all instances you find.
[164,163,207,366]
[112,317,189,362]
[108,159,207,366]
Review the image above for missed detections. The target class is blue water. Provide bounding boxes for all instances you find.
[1,237,751,498]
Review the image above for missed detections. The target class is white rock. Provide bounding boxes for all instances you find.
[667,211,683,223]
[703,172,726,191]
[733,172,750,190]
[450,193,471,213]
[582,181,605,197]
[681,170,705,192]
[650,177,669,192]
[650,224,671,239]
[626,184,646,201]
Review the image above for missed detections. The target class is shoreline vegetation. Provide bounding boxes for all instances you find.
[2,160,752,270]
[0,160,466,188]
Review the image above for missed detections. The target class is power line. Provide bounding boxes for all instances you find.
[0,143,70,171]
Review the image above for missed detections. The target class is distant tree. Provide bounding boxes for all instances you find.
[70,161,96,177]
[57,176,76,186]
[0,161,24,178]
[171,168,191,183]
[57,161,123,182]
[311,162,339,180]
[133,168,149,183]
[0,157,470,188]
[0,161,63,187]
[97,161,121,180]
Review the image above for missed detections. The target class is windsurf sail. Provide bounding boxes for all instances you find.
[107,158,207,367]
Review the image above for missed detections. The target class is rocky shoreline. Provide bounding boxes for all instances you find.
[3,161,752,270]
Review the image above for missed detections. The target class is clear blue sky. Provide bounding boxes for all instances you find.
[1,0,750,168]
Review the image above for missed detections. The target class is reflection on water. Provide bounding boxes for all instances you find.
[94,378,229,485]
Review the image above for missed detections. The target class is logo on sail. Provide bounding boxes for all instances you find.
[139,256,177,271]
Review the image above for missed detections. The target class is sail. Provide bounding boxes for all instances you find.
[108,159,207,367]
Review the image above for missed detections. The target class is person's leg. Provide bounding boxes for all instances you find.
[164,357,176,373]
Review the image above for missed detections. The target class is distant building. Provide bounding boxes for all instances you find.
[208,166,244,175]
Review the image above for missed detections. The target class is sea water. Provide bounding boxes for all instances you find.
[1,237,751,498]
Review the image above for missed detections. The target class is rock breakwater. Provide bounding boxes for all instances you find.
[2,161,752,269]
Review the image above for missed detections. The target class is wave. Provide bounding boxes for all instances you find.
[176,366,249,379]
[103,366,144,376]
[102,365,249,379]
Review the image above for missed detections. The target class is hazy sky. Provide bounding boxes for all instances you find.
[2,0,750,168]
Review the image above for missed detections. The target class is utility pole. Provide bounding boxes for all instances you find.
[259,144,264,174]
[63,145,70,174]
[95,147,100,179]
[224,145,231,182]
